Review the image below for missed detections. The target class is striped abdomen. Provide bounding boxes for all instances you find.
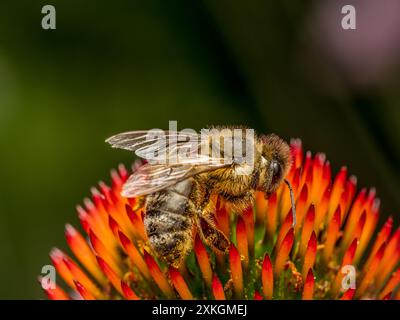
[144,179,194,267]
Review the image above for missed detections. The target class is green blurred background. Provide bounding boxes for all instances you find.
[0,0,399,299]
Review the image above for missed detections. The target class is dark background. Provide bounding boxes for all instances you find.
[0,0,399,299]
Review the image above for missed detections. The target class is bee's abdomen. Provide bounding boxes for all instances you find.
[144,179,194,267]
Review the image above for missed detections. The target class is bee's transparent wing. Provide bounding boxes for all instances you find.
[121,162,228,197]
[107,129,255,197]
[106,130,199,160]
[106,129,253,165]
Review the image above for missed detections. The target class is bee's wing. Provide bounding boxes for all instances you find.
[107,129,255,197]
[106,129,254,165]
[121,162,228,197]
[105,130,200,161]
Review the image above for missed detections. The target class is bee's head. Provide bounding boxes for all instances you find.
[258,134,292,196]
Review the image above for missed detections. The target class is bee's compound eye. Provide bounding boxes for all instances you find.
[271,160,282,185]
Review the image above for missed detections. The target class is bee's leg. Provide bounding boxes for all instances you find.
[196,212,230,253]
[189,183,230,252]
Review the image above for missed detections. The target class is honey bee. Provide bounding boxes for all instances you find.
[106,127,295,268]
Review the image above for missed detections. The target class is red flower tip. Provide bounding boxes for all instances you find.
[229,244,243,297]
[254,291,263,300]
[242,206,255,255]
[169,267,193,300]
[39,276,69,300]
[143,250,174,298]
[212,275,225,300]
[382,292,392,300]
[302,231,317,280]
[302,268,314,300]
[236,216,249,268]
[74,280,95,300]
[322,206,341,263]
[261,254,273,299]
[194,235,212,287]
[117,230,150,280]
[299,205,315,259]
[340,288,355,300]
[96,256,122,295]
[108,215,119,237]
[274,228,294,277]
[121,281,139,300]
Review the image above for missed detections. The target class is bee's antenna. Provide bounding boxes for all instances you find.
[284,179,296,227]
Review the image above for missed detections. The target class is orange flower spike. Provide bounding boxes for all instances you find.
[242,206,255,256]
[215,204,230,239]
[340,288,355,300]
[294,184,309,233]
[108,215,120,238]
[74,280,96,300]
[346,176,357,213]
[261,254,273,299]
[255,191,268,224]
[376,228,400,288]
[89,229,121,275]
[169,268,194,300]
[314,186,331,233]
[110,168,123,190]
[310,153,325,202]
[76,204,104,239]
[125,205,147,241]
[327,166,347,221]
[194,235,212,287]
[38,276,70,300]
[90,188,109,224]
[302,232,317,281]
[379,267,400,300]
[344,211,366,253]
[143,250,174,298]
[364,217,393,271]
[65,224,105,284]
[299,205,315,259]
[338,186,350,223]
[321,161,332,192]
[279,183,292,222]
[275,210,293,252]
[265,192,278,238]
[229,244,243,298]
[49,248,75,289]
[274,228,295,277]
[300,151,312,189]
[212,275,226,300]
[322,207,341,264]
[343,189,367,240]
[302,269,315,300]
[356,242,386,298]
[121,281,140,300]
[332,238,358,297]
[236,216,249,268]
[118,231,150,280]
[355,200,380,263]
[118,163,129,182]
[63,256,102,298]
[342,238,359,267]
[290,138,303,170]
[96,256,123,295]
[291,167,301,197]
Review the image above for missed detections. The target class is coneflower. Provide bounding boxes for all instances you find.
[41,139,399,300]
